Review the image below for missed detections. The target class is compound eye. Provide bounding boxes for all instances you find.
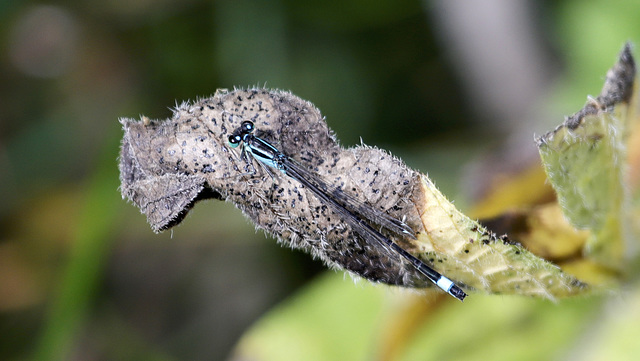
[241,121,254,133]
[228,134,242,148]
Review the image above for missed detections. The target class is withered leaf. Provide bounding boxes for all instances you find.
[119,87,587,298]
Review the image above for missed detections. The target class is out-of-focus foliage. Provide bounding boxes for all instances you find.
[233,272,605,361]
[1,0,640,361]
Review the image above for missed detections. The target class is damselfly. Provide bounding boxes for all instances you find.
[228,120,467,301]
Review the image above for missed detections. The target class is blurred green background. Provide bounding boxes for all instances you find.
[1,0,639,360]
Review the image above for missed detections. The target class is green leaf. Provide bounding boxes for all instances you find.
[537,42,637,269]
[232,273,389,361]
